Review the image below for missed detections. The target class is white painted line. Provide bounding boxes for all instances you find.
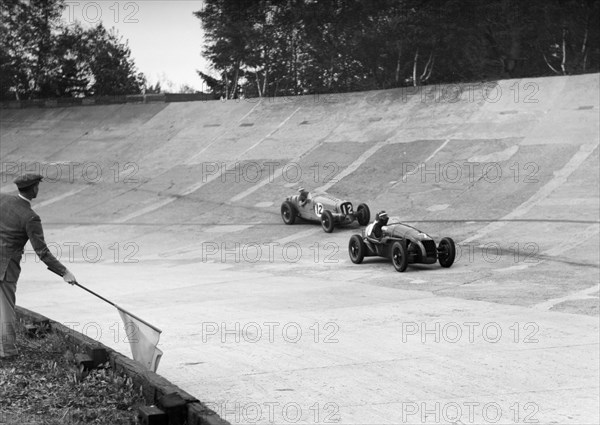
[186,100,263,164]
[532,284,600,310]
[238,107,301,158]
[124,106,299,220]
[542,223,600,257]
[389,138,450,190]
[229,165,284,203]
[228,108,301,203]
[423,138,451,163]
[115,197,176,224]
[317,141,388,193]
[462,142,600,244]
[115,165,229,223]
[35,186,87,209]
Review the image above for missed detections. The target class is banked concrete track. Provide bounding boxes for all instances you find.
[1,74,598,424]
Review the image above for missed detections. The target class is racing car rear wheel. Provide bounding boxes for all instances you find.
[348,235,365,264]
[391,241,408,272]
[438,237,456,268]
[321,210,335,233]
[281,201,296,225]
[356,203,371,226]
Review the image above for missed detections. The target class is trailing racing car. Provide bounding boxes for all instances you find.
[281,189,370,233]
[348,216,456,272]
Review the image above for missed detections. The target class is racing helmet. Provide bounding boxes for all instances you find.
[298,187,309,200]
[376,210,389,226]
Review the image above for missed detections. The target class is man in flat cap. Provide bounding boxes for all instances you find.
[0,173,76,360]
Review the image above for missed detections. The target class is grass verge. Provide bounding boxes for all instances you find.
[0,320,145,425]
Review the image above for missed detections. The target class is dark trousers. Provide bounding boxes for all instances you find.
[0,280,17,357]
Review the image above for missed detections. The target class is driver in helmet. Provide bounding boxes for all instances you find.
[298,187,310,207]
[366,210,389,240]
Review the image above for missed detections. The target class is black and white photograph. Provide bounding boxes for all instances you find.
[1,1,599,424]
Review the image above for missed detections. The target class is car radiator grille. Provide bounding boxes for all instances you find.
[422,240,437,258]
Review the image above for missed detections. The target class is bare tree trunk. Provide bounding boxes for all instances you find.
[291,32,299,95]
[504,0,522,77]
[263,68,268,96]
[255,71,262,97]
[223,72,229,99]
[230,58,241,99]
[542,53,561,74]
[412,48,419,87]
[580,15,589,71]
[424,57,435,82]
[395,42,402,85]
[420,52,434,82]
[33,6,51,97]
[561,28,567,75]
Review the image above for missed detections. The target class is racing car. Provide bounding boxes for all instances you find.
[348,216,456,272]
[281,190,370,233]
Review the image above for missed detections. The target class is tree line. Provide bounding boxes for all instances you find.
[0,0,144,100]
[195,0,600,99]
[2,0,598,101]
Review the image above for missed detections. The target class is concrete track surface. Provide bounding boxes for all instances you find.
[1,74,599,424]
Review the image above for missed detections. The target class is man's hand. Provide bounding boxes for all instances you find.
[63,269,77,285]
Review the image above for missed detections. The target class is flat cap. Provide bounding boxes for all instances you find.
[14,173,43,190]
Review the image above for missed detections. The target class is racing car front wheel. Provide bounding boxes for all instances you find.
[281,201,296,225]
[356,203,371,226]
[321,210,335,233]
[438,237,456,268]
[348,235,365,264]
[391,241,408,272]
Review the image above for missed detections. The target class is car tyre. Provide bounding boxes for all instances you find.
[321,210,335,233]
[281,201,296,225]
[438,237,456,268]
[348,235,365,264]
[356,203,371,226]
[391,241,408,272]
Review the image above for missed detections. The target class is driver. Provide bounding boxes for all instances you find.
[298,187,310,207]
[366,211,389,240]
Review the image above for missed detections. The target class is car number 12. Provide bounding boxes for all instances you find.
[314,203,324,217]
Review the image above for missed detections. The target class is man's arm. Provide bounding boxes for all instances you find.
[26,214,75,282]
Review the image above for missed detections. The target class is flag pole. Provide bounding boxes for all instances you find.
[48,267,162,333]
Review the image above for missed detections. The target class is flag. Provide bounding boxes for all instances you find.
[117,307,163,372]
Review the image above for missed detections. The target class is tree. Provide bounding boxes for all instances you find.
[0,0,145,100]
[0,0,66,99]
[82,25,144,96]
[194,0,600,98]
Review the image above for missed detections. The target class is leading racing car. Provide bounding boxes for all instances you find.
[281,190,370,233]
[348,216,456,272]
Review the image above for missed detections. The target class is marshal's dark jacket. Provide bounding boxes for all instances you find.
[0,193,66,282]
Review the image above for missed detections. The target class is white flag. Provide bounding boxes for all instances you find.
[118,308,163,372]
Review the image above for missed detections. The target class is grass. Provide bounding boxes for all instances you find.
[0,321,145,425]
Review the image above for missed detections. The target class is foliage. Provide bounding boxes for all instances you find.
[0,0,145,100]
[194,0,600,98]
[0,322,144,424]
